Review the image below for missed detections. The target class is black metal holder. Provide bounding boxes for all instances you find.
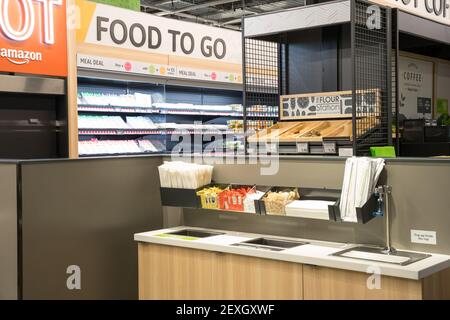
[160,184,271,213]
[161,183,379,224]
[329,193,378,224]
[159,186,203,208]
[251,185,272,214]
[253,186,379,224]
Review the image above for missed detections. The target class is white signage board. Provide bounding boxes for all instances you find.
[280,90,379,120]
[398,56,434,120]
[372,0,450,25]
[81,2,242,65]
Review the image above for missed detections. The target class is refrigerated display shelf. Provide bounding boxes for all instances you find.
[79,129,162,135]
[78,105,250,117]
[167,130,244,135]
[78,129,245,136]
[160,110,243,117]
[79,151,163,157]
[78,106,279,118]
[78,105,159,114]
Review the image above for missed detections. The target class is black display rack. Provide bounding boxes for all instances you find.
[242,0,393,156]
[352,0,392,155]
[243,38,280,138]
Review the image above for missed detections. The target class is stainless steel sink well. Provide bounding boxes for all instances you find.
[166,229,225,238]
[331,246,431,266]
[232,237,309,252]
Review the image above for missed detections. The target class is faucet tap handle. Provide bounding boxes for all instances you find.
[383,185,392,194]
[375,186,384,195]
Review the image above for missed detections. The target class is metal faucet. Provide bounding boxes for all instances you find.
[374,185,396,254]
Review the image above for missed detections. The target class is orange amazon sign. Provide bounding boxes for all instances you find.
[0,0,67,77]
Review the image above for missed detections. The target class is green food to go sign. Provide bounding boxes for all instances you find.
[91,0,140,11]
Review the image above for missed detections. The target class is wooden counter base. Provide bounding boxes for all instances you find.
[138,243,450,300]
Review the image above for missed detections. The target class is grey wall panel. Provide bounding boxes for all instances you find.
[321,26,339,92]
[287,29,325,94]
[20,157,163,299]
[0,74,65,95]
[339,24,352,90]
[183,157,450,255]
[163,207,184,228]
[385,161,450,253]
[398,11,450,45]
[0,164,18,300]
[184,208,385,247]
[286,25,349,94]
[244,0,350,38]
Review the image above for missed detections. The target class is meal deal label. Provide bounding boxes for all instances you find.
[0,0,68,76]
[77,54,242,83]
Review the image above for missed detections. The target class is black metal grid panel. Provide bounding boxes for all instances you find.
[352,0,392,156]
[243,37,280,138]
[279,34,288,96]
[391,52,398,153]
[392,9,400,154]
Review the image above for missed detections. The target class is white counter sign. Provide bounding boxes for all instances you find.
[411,229,437,245]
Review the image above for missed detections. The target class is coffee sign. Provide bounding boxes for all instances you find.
[399,56,433,119]
[0,0,68,76]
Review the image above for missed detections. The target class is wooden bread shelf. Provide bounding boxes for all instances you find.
[278,121,327,142]
[249,119,355,143]
[247,121,297,143]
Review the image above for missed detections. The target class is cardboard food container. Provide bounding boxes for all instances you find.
[258,187,301,216]
[197,184,230,210]
[218,185,256,212]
